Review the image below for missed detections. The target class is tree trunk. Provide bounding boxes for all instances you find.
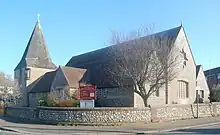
[143,98,148,107]
[165,64,169,104]
[165,77,168,104]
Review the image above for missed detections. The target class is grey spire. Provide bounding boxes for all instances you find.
[14,18,56,70]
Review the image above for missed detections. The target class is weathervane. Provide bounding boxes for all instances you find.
[37,13,40,22]
[180,20,183,26]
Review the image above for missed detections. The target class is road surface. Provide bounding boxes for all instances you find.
[2,123,220,135]
[0,126,137,135]
[2,116,220,135]
[159,123,220,135]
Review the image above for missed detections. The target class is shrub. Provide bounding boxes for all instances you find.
[37,96,48,106]
[76,100,80,107]
[37,95,59,107]
[38,99,48,106]
[57,100,79,107]
[209,85,220,102]
[46,97,59,107]
[37,93,80,107]
[209,90,220,102]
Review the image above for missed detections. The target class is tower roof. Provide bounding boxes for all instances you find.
[14,18,56,70]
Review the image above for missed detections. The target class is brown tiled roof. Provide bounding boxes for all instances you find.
[15,21,56,70]
[60,66,87,88]
[28,71,56,93]
[66,26,182,88]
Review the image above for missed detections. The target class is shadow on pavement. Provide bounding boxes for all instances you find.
[1,125,141,134]
[0,116,46,125]
[171,128,220,134]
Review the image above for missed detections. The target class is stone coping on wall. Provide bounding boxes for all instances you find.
[36,106,151,111]
[152,103,191,108]
[152,103,213,108]
[6,107,36,110]
[6,106,152,111]
[210,102,220,104]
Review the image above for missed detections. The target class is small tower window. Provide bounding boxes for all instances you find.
[25,68,31,80]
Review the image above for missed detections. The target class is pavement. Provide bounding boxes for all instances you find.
[1,116,220,134]
[166,124,220,134]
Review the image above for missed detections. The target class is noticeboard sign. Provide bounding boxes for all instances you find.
[78,85,96,100]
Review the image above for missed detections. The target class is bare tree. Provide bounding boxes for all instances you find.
[0,72,22,105]
[105,27,180,107]
[0,72,14,99]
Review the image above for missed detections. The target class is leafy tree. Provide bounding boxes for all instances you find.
[209,85,220,102]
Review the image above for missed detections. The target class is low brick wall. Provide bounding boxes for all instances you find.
[5,103,220,124]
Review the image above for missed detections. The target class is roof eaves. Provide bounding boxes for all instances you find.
[28,75,45,93]
[181,26,197,67]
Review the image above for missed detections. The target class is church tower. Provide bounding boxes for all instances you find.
[14,15,56,106]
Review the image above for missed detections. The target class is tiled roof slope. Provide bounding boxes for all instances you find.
[60,66,87,88]
[66,26,182,88]
[204,67,220,76]
[28,66,87,93]
[28,71,56,93]
[14,21,56,70]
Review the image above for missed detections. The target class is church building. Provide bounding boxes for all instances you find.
[14,16,210,107]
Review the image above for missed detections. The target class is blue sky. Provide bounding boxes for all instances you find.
[0,0,219,76]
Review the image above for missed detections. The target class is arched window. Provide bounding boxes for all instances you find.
[177,80,189,98]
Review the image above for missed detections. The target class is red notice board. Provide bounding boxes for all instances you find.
[78,85,96,100]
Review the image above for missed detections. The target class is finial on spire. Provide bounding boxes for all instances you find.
[180,20,183,26]
[37,13,40,22]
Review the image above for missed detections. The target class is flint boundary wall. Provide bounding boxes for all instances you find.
[5,102,220,124]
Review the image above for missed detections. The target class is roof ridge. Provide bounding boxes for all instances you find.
[180,26,197,68]
[66,25,183,63]
[66,26,182,67]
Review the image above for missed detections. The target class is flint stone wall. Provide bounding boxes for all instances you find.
[5,107,37,120]
[5,107,151,124]
[5,102,220,124]
[151,103,216,122]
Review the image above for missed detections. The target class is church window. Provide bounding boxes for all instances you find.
[25,68,31,80]
[102,89,107,98]
[177,80,189,98]
[200,90,204,98]
[96,89,102,99]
